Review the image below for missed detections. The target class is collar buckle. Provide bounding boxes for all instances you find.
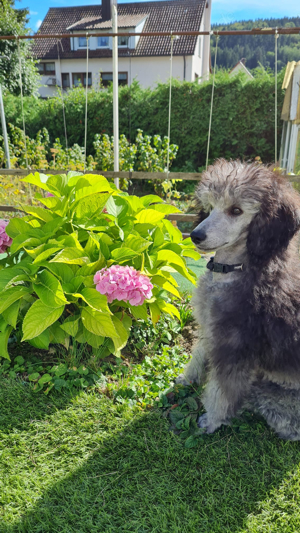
[206,257,244,274]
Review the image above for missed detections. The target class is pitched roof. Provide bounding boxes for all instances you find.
[33,0,205,60]
[67,13,148,30]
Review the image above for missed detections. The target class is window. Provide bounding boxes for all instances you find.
[98,36,109,48]
[72,73,92,87]
[118,36,129,47]
[62,73,70,89]
[100,72,128,87]
[37,62,55,75]
[78,37,88,48]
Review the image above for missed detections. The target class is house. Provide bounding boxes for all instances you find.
[34,0,212,97]
[229,59,253,80]
[280,61,300,173]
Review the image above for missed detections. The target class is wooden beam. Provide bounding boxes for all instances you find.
[0,28,300,40]
[0,205,22,212]
[0,169,202,180]
[0,205,197,221]
[167,213,197,221]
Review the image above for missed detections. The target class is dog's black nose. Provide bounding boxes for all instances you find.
[190,228,206,245]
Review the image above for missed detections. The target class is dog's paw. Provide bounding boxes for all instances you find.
[175,374,192,386]
[197,413,218,434]
[175,374,189,386]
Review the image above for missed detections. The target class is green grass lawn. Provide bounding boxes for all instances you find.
[1,378,300,532]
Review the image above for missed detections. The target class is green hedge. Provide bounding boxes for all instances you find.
[1,70,285,170]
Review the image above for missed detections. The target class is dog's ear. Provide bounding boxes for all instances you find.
[193,208,209,229]
[247,189,300,261]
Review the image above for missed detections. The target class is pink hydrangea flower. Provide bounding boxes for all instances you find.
[94,265,153,306]
[0,220,12,253]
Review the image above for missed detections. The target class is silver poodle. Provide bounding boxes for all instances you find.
[177,159,300,440]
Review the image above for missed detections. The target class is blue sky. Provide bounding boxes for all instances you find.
[20,0,300,32]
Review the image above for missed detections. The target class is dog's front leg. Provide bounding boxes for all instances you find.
[198,364,251,433]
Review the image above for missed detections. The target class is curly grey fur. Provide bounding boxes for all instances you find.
[177,159,300,440]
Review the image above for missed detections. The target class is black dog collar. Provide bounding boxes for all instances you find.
[206,257,244,274]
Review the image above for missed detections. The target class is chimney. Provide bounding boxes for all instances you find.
[102,0,116,21]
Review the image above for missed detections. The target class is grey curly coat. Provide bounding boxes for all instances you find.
[177,159,300,440]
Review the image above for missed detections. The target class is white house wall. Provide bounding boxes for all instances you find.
[38,54,199,97]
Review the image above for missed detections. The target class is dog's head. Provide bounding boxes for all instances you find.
[191,159,300,262]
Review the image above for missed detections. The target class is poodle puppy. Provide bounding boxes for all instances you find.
[177,159,300,440]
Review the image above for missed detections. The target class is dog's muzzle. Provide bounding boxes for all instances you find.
[190,228,206,245]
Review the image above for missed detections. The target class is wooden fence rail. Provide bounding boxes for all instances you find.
[0,170,298,223]
[0,169,202,181]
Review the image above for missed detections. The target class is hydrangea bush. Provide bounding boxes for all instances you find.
[0,220,12,253]
[0,172,200,360]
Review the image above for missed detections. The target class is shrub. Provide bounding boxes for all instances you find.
[0,172,200,364]
[2,72,285,169]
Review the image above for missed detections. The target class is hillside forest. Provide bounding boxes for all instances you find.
[211,17,300,71]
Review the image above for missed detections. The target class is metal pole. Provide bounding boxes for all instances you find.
[0,84,10,169]
[112,3,119,189]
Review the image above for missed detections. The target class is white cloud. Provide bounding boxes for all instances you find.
[36,20,42,29]
[30,11,38,15]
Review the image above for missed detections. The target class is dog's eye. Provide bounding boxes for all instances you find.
[231,207,243,216]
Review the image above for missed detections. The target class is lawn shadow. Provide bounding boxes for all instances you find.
[2,395,300,533]
[0,377,79,433]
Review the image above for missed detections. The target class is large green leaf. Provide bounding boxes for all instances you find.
[182,249,202,261]
[33,246,63,264]
[21,172,51,192]
[6,218,33,239]
[10,235,46,255]
[151,275,181,298]
[125,234,151,253]
[157,299,180,320]
[141,195,164,207]
[76,288,110,313]
[33,270,69,308]
[28,328,50,350]
[156,250,196,283]
[81,307,117,338]
[21,205,54,223]
[83,326,104,348]
[0,267,26,291]
[129,303,148,321]
[106,195,128,218]
[111,247,139,262]
[22,301,65,341]
[74,176,112,203]
[42,263,76,283]
[75,192,111,220]
[2,299,21,329]
[46,174,68,196]
[60,316,80,337]
[50,248,90,265]
[149,302,161,325]
[111,315,130,354]
[135,209,165,225]
[0,318,13,360]
[0,286,31,314]
[153,204,181,214]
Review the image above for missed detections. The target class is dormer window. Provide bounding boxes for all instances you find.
[98,36,109,48]
[118,35,129,47]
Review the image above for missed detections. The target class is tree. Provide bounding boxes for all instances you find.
[0,0,39,96]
